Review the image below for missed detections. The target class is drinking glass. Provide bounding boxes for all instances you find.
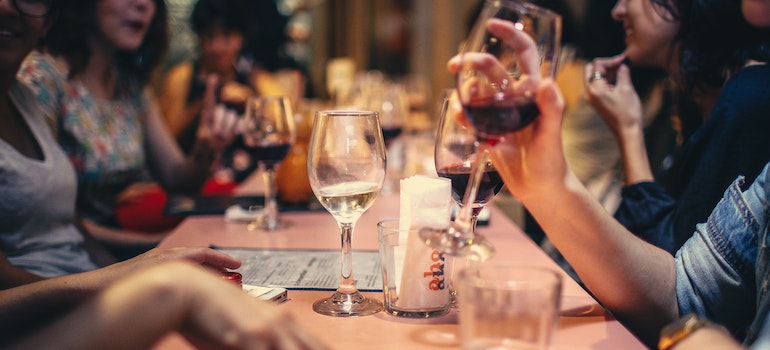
[420,0,561,261]
[434,89,505,303]
[307,110,387,316]
[242,96,296,231]
[434,89,504,235]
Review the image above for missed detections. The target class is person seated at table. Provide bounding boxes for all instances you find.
[580,0,770,255]
[160,0,289,190]
[450,0,770,347]
[17,0,241,259]
[2,261,325,349]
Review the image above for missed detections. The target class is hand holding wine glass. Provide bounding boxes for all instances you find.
[242,96,296,231]
[307,110,386,316]
[421,0,561,261]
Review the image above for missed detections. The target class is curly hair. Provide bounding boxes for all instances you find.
[39,0,169,86]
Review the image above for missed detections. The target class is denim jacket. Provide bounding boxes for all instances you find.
[675,162,770,346]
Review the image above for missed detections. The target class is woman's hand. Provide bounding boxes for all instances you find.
[98,247,242,283]
[488,80,569,204]
[584,55,654,185]
[444,17,571,203]
[196,75,241,154]
[584,55,644,140]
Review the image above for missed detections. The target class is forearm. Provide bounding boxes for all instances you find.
[520,171,677,343]
[7,265,189,350]
[616,124,655,185]
[143,89,212,193]
[0,270,108,346]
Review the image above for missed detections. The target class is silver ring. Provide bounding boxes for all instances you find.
[589,70,605,82]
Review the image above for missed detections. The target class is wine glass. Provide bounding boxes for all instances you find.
[420,0,561,261]
[435,89,505,231]
[242,96,296,231]
[374,82,408,195]
[307,110,387,316]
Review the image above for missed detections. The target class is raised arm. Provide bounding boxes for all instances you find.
[584,56,654,185]
[143,75,239,193]
[452,18,680,344]
[489,80,677,342]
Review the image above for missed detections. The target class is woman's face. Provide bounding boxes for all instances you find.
[95,0,156,51]
[198,25,244,74]
[0,0,51,73]
[612,0,679,68]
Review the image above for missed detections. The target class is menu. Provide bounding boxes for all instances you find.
[214,247,383,292]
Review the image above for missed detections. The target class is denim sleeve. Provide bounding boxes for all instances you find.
[675,164,768,335]
[615,182,678,252]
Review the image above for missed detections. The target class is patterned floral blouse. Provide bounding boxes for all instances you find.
[18,51,152,228]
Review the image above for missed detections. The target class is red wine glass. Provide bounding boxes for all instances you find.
[242,96,296,231]
[420,0,561,261]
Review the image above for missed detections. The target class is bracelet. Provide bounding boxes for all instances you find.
[658,314,725,350]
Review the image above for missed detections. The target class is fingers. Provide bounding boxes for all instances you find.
[585,54,626,85]
[150,247,242,270]
[486,18,539,76]
[201,75,220,121]
[536,79,565,133]
[614,63,632,88]
[210,105,240,138]
[447,55,461,74]
[192,248,242,270]
[457,52,512,89]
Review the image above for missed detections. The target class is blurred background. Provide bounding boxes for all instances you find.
[164,0,590,117]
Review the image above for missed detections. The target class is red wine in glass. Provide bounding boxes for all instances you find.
[245,143,291,170]
[437,163,505,215]
[463,99,539,144]
[381,126,403,146]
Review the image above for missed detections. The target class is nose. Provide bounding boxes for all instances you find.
[133,0,156,12]
[611,0,626,21]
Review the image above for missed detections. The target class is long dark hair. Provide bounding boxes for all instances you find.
[672,0,770,135]
[676,0,770,92]
[39,0,169,86]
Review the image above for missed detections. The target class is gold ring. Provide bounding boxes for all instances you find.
[589,70,605,82]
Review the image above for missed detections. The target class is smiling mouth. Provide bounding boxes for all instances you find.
[125,21,147,31]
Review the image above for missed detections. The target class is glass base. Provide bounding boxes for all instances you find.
[419,227,495,262]
[385,305,450,318]
[247,216,291,231]
[313,291,383,317]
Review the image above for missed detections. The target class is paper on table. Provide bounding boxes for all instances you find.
[396,175,452,308]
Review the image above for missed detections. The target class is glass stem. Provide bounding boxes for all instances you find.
[454,147,490,237]
[337,221,357,294]
[262,167,278,229]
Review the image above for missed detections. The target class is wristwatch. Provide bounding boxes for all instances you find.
[658,313,720,350]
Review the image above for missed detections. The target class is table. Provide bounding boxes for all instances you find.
[153,189,645,349]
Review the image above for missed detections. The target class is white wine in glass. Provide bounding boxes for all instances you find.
[307,110,386,316]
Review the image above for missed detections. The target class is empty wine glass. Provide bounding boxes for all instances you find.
[242,96,296,231]
[307,110,387,316]
[420,0,561,261]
